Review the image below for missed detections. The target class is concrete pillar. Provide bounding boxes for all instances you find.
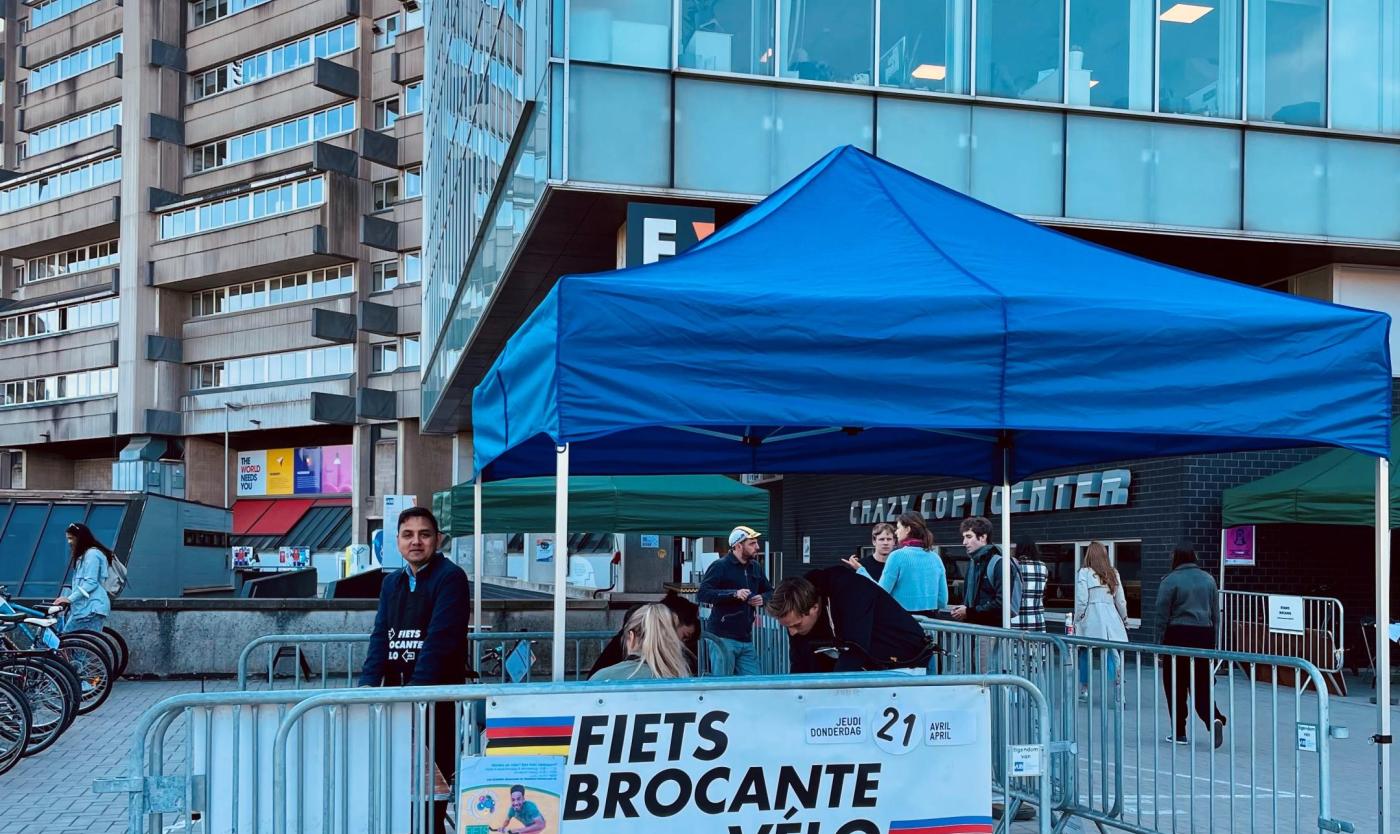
[22,450,75,490]
[351,423,377,545]
[183,437,228,507]
[397,418,453,509]
[451,432,474,485]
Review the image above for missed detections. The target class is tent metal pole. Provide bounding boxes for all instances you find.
[473,478,483,640]
[553,444,570,682]
[1001,445,1012,630]
[1377,456,1391,834]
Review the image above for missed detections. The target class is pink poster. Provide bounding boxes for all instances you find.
[320,445,353,494]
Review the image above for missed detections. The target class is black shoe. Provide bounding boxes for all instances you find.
[1213,718,1226,749]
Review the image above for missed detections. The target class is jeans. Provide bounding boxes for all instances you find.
[1078,646,1119,690]
[706,635,759,676]
[64,613,106,634]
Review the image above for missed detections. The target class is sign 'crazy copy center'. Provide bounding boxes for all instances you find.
[464,685,993,834]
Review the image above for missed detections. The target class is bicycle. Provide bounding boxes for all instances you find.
[0,610,77,757]
[0,674,31,776]
[0,589,114,714]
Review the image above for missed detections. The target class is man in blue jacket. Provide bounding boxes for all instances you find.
[697,525,773,675]
[360,506,470,834]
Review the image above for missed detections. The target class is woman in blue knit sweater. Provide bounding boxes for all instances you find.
[848,511,948,616]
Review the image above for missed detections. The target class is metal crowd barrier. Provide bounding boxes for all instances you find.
[236,630,617,690]
[1218,590,1346,675]
[97,673,1051,834]
[695,609,791,676]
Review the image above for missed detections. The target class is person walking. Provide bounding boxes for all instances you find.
[54,523,113,634]
[1010,539,1048,632]
[1074,541,1129,700]
[359,507,471,834]
[1156,545,1227,748]
[858,523,897,581]
[847,512,947,617]
[590,603,691,680]
[697,525,773,675]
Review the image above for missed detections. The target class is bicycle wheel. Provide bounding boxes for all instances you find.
[29,653,80,736]
[0,656,74,756]
[62,632,118,673]
[102,626,130,677]
[0,677,31,776]
[55,641,113,714]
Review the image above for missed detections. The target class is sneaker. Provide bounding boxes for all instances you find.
[1164,734,1189,745]
[1077,689,1089,703]
[1213,718,1226,750]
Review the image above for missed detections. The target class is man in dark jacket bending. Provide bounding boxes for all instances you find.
[767,565,930,673]
[360,506,470,834]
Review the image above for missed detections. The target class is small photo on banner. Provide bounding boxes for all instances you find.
[484,715,574,757]
[294,447,321,494]
[457,755,564,834]
[265,448,295,495]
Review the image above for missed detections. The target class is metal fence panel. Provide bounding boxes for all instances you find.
[1218,590,1346,675]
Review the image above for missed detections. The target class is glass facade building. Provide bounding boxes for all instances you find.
[423,0,1400,427]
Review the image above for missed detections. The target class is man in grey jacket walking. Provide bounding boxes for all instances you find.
[1156,545,1226,747]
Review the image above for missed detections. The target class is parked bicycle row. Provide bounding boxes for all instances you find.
[1,522,130,775]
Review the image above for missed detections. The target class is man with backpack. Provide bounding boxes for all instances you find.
[950,516,1022,628]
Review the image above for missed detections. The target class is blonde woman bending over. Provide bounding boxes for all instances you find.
[590,603,691,680]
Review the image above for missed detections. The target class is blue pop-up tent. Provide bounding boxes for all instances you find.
[466,147,1393,808]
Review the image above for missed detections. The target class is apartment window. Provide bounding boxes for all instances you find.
[190,22,356,101]
[374,96,401,130]
[373,177,399,210]
[6,450,24,489]
[404,82,423,115]
[371,259,400,292]
[192,103,356,172]
[30,0,102,31]
[23,104,121,158]
[0,156,122,215]
[402,166,422,200]
[190,264,353,317]
[401,335,420,367]
[0,298,118,343]
[29,35,122,92]
[402,250,421,284]
[191,0,273,28]
[160,174,326,239]
[371,342,399,372]
[0,367,116,407]
[25,240,118,283]
[189,344,353,391]
[374,14,402,49]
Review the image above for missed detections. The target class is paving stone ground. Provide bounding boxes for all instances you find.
[1,675,1396,833]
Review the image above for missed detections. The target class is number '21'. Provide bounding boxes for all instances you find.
[877,707,916,747]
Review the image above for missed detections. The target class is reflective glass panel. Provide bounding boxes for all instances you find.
[568,65,671,186]
[875,99,971,192]
[1159,0,1242,118]
[680,0,775,76]
[1245,0,1325,126]
[975,0,1064,102]
[1068,0,1154,110]
[878,0,969,93]
[970,107,1063,216]
[1330,1,1400,133]
[569,0,671,68]
[779,0,874,84]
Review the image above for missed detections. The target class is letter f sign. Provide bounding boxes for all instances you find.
[642,217,677,264]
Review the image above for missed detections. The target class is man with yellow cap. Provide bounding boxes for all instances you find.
[697,525,773,675]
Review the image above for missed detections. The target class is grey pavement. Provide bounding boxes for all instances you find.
[0,679,237,834]
[2,674,1397,834]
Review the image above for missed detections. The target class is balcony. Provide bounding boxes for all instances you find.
[364,368,420,419]
[186,0,356,70]
[184,132,357,194]
[0,178,119,258]
[393,26,423,84]
[396,113,422,167]
[148,172,360,291]
[0,324,116,382]
[21,1,122,69]
[385,195,422,257]
[184,56,357,148]
[0,393,117,446]
[181,294,356,364]
[20,61,120,133]
[17,128,120,176]
[181,375,354,434]
[9,267,117,308]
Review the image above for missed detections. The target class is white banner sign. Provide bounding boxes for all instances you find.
[236,451,267,496]
[1269,594,1306,634]
[472,684,993,833]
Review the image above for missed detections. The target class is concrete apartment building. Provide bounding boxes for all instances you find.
[0,0,450,545]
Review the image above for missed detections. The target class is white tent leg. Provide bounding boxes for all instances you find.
[553,444,570,682]
[1377,457,1391,834]
[473,478,484,642]
[1001,447,1012,630]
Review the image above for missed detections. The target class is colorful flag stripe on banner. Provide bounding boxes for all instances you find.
[889,816,995,834]
[485,715,574,756]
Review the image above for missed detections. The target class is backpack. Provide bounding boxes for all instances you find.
[977,553,1023,619]
[102,554,128,597]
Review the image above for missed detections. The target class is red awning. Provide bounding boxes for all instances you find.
[232,500,275,535]
[244,499,315,536]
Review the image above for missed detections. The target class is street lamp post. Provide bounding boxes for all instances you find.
[223,402,245,508]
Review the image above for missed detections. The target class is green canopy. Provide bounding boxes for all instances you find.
[1222,420,1400,527]
[432,475,769,537]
